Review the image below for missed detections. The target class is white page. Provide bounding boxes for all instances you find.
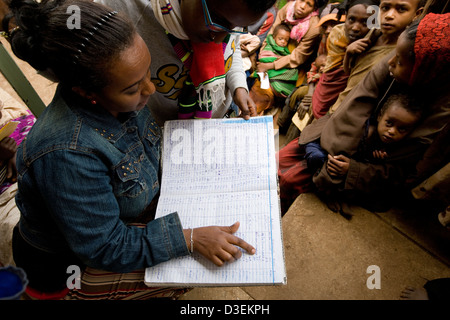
[145,116,286,286]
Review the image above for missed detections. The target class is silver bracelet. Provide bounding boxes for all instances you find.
[190,228,194,254]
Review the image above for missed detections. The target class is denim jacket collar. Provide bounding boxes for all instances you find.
[60,86,139,144]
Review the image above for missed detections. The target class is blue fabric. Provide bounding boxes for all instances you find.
[15,85,189,273]
[304,139,327,172]
[0,270,22,298]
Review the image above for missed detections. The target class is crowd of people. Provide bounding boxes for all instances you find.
[0,0,448,300]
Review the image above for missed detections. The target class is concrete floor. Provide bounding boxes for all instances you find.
[181,193,450,300]
[1,38,449,301]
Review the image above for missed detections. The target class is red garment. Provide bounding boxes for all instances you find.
[257,11,275,37]
[189,41,226,88]
[409,13,450,86]
[25,286,69,300]
[170,38,226,119]
[277,138,316,213]
[311,67,349,119]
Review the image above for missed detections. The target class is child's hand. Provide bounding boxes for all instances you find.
[346,38,370,55]
[327,154,350,177]
[372,150,388,159]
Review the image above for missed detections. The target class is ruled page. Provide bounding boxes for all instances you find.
[145,116,286,286]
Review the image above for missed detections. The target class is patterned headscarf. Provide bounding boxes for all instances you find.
[409,13,450,86]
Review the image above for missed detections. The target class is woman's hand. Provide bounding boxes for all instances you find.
[297,94,313,119]
[233,87,257,120]
[184,222,256,267]
[0,137,17,161]
[6,157,17,182]
[256,61,274,73]
[326,154,350,177]
[0,137,18,182]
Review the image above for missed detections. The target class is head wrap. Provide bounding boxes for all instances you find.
[409,13,450,86]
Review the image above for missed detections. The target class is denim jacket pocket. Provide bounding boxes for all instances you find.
[145,126,160,145]
[113,156,147,198]
[144,124,161,160]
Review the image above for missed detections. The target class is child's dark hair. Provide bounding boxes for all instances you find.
[314,0,329,10]
[380,92,424,119]
[333,0,381,21]
[273,23,291,36]
[7,0,136,91]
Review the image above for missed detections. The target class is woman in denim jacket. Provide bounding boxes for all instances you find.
[6,0,255,300]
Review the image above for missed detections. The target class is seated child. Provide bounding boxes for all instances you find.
[305,93,423,173]
[306,54,327,84]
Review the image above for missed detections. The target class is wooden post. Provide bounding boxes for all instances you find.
[0,41,46,117]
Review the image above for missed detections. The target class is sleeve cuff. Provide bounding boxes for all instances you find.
[158,212,190,258]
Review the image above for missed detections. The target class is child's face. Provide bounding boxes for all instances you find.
[344,4,371,43]
[315,55,327,72]
[377,101,420,144]
[274,29,290,47]
[379,0,422,38]
[321,20,339,37]
[388,32,414,83]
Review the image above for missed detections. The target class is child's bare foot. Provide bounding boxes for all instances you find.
[400,286,429,300]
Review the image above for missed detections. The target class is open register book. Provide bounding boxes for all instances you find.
[144,116,286,287]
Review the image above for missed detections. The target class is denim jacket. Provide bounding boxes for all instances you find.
[15,85,189,273]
